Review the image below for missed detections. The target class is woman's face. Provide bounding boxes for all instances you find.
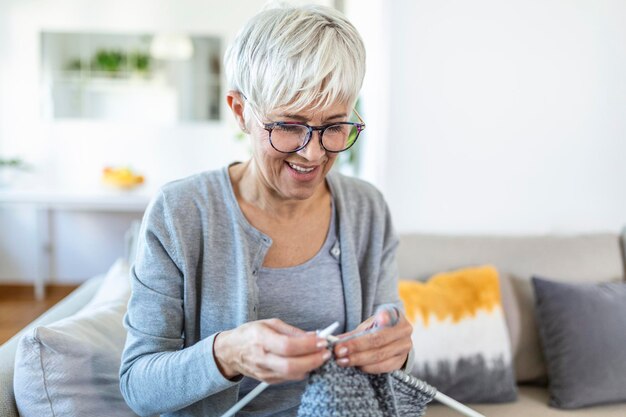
[246,102,349,202]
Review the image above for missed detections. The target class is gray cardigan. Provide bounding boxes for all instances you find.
[120,166,401,417]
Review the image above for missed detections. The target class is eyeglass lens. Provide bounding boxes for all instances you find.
[270,124,360,153]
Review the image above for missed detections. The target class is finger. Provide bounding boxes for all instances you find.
[336,337,411,368]
[240,344,300,383]
[334,315,411,357]
[372,306,399,328]
[334,309,399,344]
[262,329,327,357]
[333,326,393,358]
[224,321,325,382]
[359,353,409,375]
[262,349,332,381]
[263,318,307,336]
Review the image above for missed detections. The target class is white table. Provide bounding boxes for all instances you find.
[0,186,153,300]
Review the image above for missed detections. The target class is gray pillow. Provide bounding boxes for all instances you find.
[532,276,626,409]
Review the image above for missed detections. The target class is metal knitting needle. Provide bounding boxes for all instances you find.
[431,391,486,417]
[220,321,340,417]
[327,305,400,346]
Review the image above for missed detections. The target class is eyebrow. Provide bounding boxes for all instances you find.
[279,113,347,123]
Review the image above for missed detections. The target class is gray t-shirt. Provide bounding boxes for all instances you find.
[238,200,345,416]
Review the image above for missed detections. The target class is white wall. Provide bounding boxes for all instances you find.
[0,2,9,156]
[350,0,626,234]
[0,0,331,283]
[2,0,625,283]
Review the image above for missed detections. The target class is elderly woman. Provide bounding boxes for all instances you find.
[120,4,412,417]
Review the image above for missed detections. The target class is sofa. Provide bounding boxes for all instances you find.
[397,232,626,417]
[1,231,625,417]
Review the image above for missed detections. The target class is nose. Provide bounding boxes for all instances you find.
[296,130,326,161]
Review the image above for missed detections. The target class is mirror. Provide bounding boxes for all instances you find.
[41,32,222,123]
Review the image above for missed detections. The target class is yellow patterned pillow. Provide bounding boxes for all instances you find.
[399,265,517,403]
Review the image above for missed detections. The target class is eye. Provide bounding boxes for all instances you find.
[327,124,346,133]
[275,124,305,133]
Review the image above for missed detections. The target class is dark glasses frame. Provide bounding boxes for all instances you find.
[261,111,365,154]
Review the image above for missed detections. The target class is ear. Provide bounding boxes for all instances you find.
[226,90,249,133]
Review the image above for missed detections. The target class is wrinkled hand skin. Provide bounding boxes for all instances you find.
[213,318,331,384]
[332,310,413,374]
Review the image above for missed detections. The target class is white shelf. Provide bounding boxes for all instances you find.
[0,186,154,211]
[0,184,154,300]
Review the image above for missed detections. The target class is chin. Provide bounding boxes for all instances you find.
[279,169,327,200]
[281,182,321,201]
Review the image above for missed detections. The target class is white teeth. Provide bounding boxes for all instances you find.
[288,162,315,173]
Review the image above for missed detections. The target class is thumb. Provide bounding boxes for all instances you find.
[372,305,400,329]
[373,309,393,328]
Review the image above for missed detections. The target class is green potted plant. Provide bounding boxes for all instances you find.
[91,50,127,76]
[129,51,151,75]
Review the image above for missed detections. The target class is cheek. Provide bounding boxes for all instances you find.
[250,134,286,168]
[325,154,339,169]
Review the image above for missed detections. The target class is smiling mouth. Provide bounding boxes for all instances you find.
[287,162,316,173]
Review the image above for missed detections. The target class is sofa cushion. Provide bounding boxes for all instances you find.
[82,258,131,310]
[497,271,521,357]
[0,274,103,417]
[13,259,138,417]
[397,233,624,383]
[423,385,626,416]
[532,277,626,409]
[619,227,626,274]
[399,265,517,403]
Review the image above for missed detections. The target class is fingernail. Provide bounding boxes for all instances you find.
[337,347,348,357]
[322,350,331,361]
[317,340,328,349]
[337,358,349,366]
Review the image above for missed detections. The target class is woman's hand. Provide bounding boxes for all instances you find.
[333,308,413,374]
[213,319,331,384]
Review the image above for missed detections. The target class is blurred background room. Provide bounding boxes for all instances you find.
[0,0,625,311]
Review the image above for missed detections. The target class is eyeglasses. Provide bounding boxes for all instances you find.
[248,105,366,154]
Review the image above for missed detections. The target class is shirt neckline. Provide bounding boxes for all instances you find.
[221,164,272,244]
[260,197,337,272]
[221,163,337,267]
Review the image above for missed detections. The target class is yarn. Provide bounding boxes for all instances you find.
[298,357,435,417]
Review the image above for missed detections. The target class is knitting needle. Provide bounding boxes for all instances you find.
[328,305,400,346]
[325,332,486,417]
[219,321,340,417]
[431,391,486,417]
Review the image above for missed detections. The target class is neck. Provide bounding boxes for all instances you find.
[230,160,329,220]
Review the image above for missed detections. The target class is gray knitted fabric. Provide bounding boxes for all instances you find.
[298,358,435,417]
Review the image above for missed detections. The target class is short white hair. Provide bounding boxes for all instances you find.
[224,3,366,118]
